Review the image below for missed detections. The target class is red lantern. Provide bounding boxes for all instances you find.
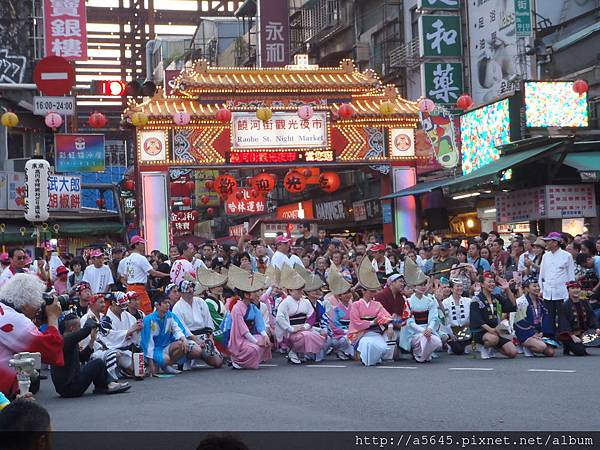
[573,79,589,96]
[191,210,199,220]
[123,179,135,191]
[204,180,214,190]
[251,173,276,193]
[182,197,192,206]
[302,169,312,178]
[235,191,244,200]
[319,172,341,193]
[207,207,214,216]
[200,195,210,204]
[96,198,106,208]
[456,94,474,110]
[250,189,259,198]
[338,103,355,119]
[214,174,237,198]
[283,171,307,194]
[88,112,108,129]
[215,108,232,123]
[186,180,195,193]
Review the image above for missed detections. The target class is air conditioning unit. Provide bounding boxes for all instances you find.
[355,43,370,63]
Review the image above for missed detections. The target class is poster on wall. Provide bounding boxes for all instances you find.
[139,130,168,162]
[420,104,460,169]
[389,128,415,159]
[467,0,532,104]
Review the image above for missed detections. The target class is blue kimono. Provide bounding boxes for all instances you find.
[514,295,553,343]
[141,310,188,367]
[399,294,439,351]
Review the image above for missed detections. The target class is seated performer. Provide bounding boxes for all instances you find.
[275,264,327,365]
[374,272,407,360]
[514,277,554,357]
[559,281,600,356]
[171,280,223,369]
[470,272,518,359]
[442,278,472,355]
[328,264,355,360]
[400,258,442,363]
[226,265,272,369]
[197,267,228,351]
[349,257,392,366]
[295,264,329,360]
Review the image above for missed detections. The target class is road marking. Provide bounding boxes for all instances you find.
[448,367,494,371]
[259,364,278,367]
[376,366,418,370]
[306,364,347,368]
[41,72,68,80]
[527,369,576,373]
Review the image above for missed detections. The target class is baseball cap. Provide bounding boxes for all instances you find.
[542,232,562,242]
[0,253,8,263]
[131,235,146,245]
[126,290,139,300]
[74,281,91,293]
[56,266,69,276]
[178,279,195,292]
[275,235,290,244]
[440,242,451,250]
[165,283,178,296]
[387,273,403,283]
[113,291,129,308]
[370,243,385,252]
[90,249,103,258]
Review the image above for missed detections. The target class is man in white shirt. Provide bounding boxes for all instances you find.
[171,280,223,369]
[0,248,30,289]
[538,232,575,337]
[117,236,169,315]
[170,241,197,285]
[270,235,303,270]
[518,233,537,273]
[82,249,114,294]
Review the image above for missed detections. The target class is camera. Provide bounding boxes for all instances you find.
[42,292,71,309]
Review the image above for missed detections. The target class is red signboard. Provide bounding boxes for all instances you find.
[170,210,198,237]
[33,56,76,96]
[225,189,266,216]
[276,201,314,220]
[44,0,88,60]
[258,0,290,67]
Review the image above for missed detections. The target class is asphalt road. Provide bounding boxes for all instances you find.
[35,348,600,433]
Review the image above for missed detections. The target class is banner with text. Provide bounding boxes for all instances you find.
[44,0,88,60]
[258,0,290,67]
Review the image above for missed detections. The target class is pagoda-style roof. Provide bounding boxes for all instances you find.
[174,58,381,97]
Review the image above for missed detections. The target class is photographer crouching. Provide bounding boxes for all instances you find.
[0,274,64,399]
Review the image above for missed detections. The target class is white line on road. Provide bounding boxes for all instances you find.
[448,367,494,371]
[527,369,576,373]
[306,364,347,368]
[376,366,418,370]
[259,364,279,367]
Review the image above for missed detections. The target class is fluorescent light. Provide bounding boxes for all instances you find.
[483,190,492,193]
[452,192,481,200]
[484,208,497,214]
[264,232,277,238]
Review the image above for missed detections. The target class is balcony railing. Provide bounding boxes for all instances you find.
[389,37,420,69]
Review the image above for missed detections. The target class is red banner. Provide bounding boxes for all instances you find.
[44,0,88,60]
[225,189,266,216]
[258,0,290,67]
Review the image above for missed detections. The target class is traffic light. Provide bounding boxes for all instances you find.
[91,80,127,96]
[125,79,157,97]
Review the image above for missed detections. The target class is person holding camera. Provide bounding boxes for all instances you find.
[0,274,64,399]
[51,313,130,397]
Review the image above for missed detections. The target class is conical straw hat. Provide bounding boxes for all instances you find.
[357,256,381,291]
[294,263,324,292]
[264,265,281,287]
[279,263,306,290]
[196,266,227,288]
[327,263,351,296]
[403,256,428,286]
[228,264,266,293]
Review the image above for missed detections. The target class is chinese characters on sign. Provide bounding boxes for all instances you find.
[229,150,334,164]
[231,112,328,149]
[495,187,545,223]
[258,0,290,67]
[419,15,462,57]
[422,62,463,104]
[514,0,532,37]
[352,200,382,222]
[170,210,198,238]
[55,134,105,172]
[47,175,82,211]
[225,190,266,216]
[24,160,51,222]
[43,0,88,60]
[546,185,596,219]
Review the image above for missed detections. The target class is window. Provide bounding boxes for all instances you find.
[7,131,25,159]
[410,6,418,40]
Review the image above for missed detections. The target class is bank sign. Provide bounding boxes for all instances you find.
[231,112,328,149]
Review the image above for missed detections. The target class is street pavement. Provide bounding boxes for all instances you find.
[37,348,600,432]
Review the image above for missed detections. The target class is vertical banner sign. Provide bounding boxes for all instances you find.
[258,0,290,67]
[422,62,463,104]
[419,15,462,57]
[392,167,417,243]
[43,0,88,60]
[24,160,51,222]
[141,172,169,254]
[514,0,532,37]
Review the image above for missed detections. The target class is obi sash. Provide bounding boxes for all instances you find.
[361,316,382,333]
[412,310,429,326]
[244,319,257,335]
[289,313,308,326]
[339,319,350,328]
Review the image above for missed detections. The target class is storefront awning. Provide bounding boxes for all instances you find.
[556,152,600,172]
[382,142,562,199]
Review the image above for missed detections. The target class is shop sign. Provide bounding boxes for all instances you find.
[422,62,463,105]
[231,112,328,149]
[43,0,88,60]
[419,15,462,57]
[24,160,51,222]
[495,187,544,223]
[547,185,595,219]
[276,200,314,220]
[8,171,81,213]
[170,210,198,237]
[55,134,105,172]
[225,189,266,216]
[315,200,348,222]
[229,223,249,238]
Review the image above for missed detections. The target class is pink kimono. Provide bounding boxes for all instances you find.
[348,299,392,343]
[228,301,272,369]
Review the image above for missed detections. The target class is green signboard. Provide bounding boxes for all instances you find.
[422,62,463,104]
[418,0,459,10]
[515,0,532,37]
[419,15,462,57]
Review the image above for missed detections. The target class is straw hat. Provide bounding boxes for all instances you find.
[357,256,381,291]
[264,265,281,287]
[294,263,324,292]
[228,264,266,293]
[196,266,227,289]
[533,238,546,248]
[328,264,351,296]
[403,256,428,286]
[279,263,306,290]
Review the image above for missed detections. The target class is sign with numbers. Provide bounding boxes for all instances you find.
[515,0,533,37]
[34,96,75,116]
[43,0,88,60]
[419,15,462,57]
[422,62,463,104]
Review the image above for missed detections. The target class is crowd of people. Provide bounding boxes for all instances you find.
[0,225,599,405]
